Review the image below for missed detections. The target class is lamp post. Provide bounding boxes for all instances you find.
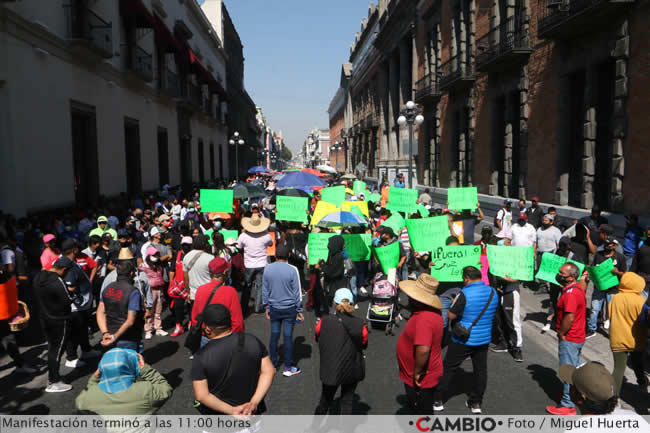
[330,142,343,172]
[229,132,245,181]
[397,100,425,189]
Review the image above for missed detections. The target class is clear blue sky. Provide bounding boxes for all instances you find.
[200,0,372,155]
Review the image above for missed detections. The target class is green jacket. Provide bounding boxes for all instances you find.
[75,364,172,415]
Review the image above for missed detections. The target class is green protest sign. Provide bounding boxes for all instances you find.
[204,229,239,245]
[381,213,406,236]
[353,180,367,195]
[405,216,450,253]
[486,245,535,281]
[321,185,346,207]
[200,189,234,213]
[308,233,335,265]
[343,234,372,261]
[368,193,381,203]
[374,241,400,274]
[588,258,619,291]
[387,187,418,214]
[447,187,478,211]
[204,229,214,245]
[430,245,482,282]
[535,253,585,284]
[276,196,308,224]
[416,204,430,218]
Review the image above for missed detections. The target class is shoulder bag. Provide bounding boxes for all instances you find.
[452,288,494,343]
[184,282,223,353]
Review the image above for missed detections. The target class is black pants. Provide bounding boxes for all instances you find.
[0,319,24,367]
[41,317,70,383]
[492,291,522,349]
[315,382,357,415]
[435,342,489,405]
[172,298,186,325]
[65,311,91,360]
[404,384,436,415]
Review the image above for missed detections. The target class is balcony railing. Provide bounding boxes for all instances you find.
[538,0,635,38]
[63,4,113,58]
[122,44,153,82]
[476,15,531,71]
[439,56,475,91]
[414,72,441,104]
[165,69,179,97]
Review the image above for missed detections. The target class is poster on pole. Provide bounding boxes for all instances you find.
[308,233,336,265]
[430,245,482,282]
[486,245,535,281]
[200,189,233,213]
[405,216,450,253]
[447,187,478,211]
[276,196,309,224]
[588,258,620,291]
[386,187,418,214]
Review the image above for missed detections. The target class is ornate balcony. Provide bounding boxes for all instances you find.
[63,4,113,58]
[122,44,153,82]
[538,0,635,39]
[439,56,475,92]
[414,72,441,105]
[476,15,531,72]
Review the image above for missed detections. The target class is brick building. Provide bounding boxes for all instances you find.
[327,64,351,173]
[339,0,649,215]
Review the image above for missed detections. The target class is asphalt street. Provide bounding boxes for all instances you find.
[2,285,647,415]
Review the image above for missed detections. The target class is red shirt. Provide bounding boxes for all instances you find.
[556,283,586,343]
[396,310,443,388]
[75,252,97,275]
[191,280,244,332]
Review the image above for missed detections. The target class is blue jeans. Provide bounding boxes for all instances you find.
[242,267,265,315]
[558,340,584,408]
[440,296,453,329]
[401,249,412,281]
[269,307,297,370]
[625,254,634,272]
[588,290,613,332]
[115,340,142,353]
[200,335,209,349]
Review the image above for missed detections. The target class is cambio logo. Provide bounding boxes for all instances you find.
[410,416,498,432]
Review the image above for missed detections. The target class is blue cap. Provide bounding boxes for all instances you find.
[334,288,354,305]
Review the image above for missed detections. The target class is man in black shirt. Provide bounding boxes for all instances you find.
[192,304,274,415]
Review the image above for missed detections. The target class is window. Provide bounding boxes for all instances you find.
[157,127,169,187]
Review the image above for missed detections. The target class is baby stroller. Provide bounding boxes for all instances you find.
[366,273,399,335]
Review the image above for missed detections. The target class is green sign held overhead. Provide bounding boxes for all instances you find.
[430,245,482,282]
[447,187,478,211]
[416,204,430,218]
[381,213,406,236]
[321,185,346,207]
[200,189,234,213]
[203,229,239,246]
[276,196,309,224]
[486,245,535,281]
[374,241,400,274]
[353,180,367,195]
[343,234,372,261]
[588,258,620,291]
[368,193,381,203]
[535,253,585,284]
[307,233,335,265]
[387,187,418,214]
[405,216,450,253]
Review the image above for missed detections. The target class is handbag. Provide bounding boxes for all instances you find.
[452,288,495,343]
[184,282,223,353]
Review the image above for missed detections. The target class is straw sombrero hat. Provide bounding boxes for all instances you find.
[399,274,442,309]
[118,247,134,261]
[241,213,270,233]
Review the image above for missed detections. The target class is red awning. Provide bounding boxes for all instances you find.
[188,48,229,101]
[120,0,155,28]
[154,15,183,54]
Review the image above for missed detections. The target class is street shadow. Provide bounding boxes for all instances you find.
[395,393,410,414]
[11,403,50,415]
[142,341,180,365]
[523,312,547,325]
[528,364,562,403]
[63,359,98,384]
[163,367,184,389]
[0,385,45,414]
[291,336,312,365]
[619,381,650,414]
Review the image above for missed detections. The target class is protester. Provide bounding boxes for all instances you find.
[320,235,348,298]
[238,213,273,316]
[495,200,513,238]
[526,196,543,229]
[623,215,643,270]
[89,216,117,240]
[75,349,172,415]
[40,234,59,269]
[139,246,167,339]
[168,236,192,337]
[183,235,215,308]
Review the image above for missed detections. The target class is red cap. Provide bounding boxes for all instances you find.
[208,257,231,275]
[531,196,540,202]
[518,212,528,221]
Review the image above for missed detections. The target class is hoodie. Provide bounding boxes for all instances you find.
[608,272,648,352]
[33,270,75,321]
[89,216,118,239]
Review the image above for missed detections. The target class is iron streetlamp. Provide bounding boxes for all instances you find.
[330,142,343,172]
[397,100,425,189]
[229,131,245,181]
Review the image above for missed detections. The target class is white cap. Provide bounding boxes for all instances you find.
[150,227,160,237]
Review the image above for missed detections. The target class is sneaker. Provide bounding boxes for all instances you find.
[170,326,185,337]
[541,323,551,333]
[545,405,577,415]
[466,400,482,414]
[80,349,101,359]
[64,358,86,368]
[359,287,368,296]
[603,319,610,330]
[433,401,444,412]
[354,304,359,310]
[490,342,508,353]
[14,364,37,375]
[282,367,302,377]
[145,332,153,340]
[45,382,72,393]
[512,348,523,362]
[155,329,168,337]
[585,330,596,340]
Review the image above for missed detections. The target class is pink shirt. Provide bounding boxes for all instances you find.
[40,249,59,269]
[237,232,272,269]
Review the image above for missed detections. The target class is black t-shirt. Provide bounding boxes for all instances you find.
[569,240,589,264]
[191,332,268,412]
[592,251,627,294]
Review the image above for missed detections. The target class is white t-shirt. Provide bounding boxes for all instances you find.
[511,223,537,247]
[496,208,513,233]
[1,246,15,266]
[182,250,215,300]
[537,226,562,253]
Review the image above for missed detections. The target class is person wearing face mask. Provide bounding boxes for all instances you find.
[542,237,576,333]
[546,263,587,415]
[139,247,167,339]
[526,196,544,229]
[226,238,245,293]
[168,237,192,337]
[535,214,563,291]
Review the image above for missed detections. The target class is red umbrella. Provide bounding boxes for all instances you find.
[302,168,328,177]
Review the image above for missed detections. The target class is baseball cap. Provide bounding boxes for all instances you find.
[559,362,615,402]
[503,199,512,205]
[52,256,74,270]
[531,196,540,202]
[251,203,259,209]
[146,246,159,257]
[599,224,614,235]
[201,304,231,328]
[97,216,108,223]
[181,236,193,245]
[605,237,619,246]
[60,238,78,251]
[543,213,555,221]
[377,225,395,238]
[208,257,230,275]
[43,233,56,243]
[334,288,354,305]
[518,213,528,221]
[102,232,113,241]
[150,227,160,237]
[158,214,170,222]
[117,229,129,238]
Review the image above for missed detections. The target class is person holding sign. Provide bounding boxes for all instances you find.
[375,226,406,287]
[586,237,627,339]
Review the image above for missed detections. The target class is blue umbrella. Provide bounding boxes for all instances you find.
[276,171,326,190]
[248,166,270,174]
[317,211,368,228]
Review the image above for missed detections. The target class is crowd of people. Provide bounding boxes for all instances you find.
[0,173,648,417]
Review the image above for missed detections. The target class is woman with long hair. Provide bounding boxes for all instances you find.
[139,247,167,339]
[211,232,231,261]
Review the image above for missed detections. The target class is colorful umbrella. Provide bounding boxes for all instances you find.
[302,168,325,177]
[231,183,266,199]
[277,171,327,190]
[277,188,311,198]
[316,211,368,228]
[340,173,356,180]
[316,165,337,174]
[248,166,270,174]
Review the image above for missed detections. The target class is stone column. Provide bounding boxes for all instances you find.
[610,19,628,211]
[379,62,390,163]
[581,68,597,210]
[458,4,466,74]
[503,94,514,196]
[518,65,529,199]
[388,51,400,163]
[399,40,411,159]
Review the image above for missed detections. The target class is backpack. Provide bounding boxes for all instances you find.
[167,251,188,299]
